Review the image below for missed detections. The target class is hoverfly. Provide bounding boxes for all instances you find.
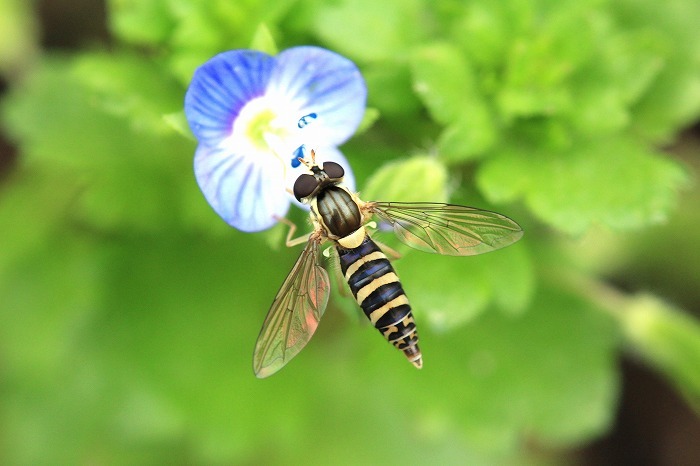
[253,150,523,377]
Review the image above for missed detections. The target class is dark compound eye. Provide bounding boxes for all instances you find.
[322,161,344,179]
[293,174,319,201]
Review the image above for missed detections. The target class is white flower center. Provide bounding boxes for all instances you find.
[228,96,308,166]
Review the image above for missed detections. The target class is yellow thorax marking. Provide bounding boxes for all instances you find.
[337,227,366,249]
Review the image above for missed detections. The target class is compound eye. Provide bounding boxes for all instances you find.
[322,161,345,180]
[293,174,319,201]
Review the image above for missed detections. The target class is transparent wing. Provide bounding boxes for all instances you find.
[253,235,330,378]
[368,202,523,256]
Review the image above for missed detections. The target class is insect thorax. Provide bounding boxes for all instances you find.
[315,186,363,240]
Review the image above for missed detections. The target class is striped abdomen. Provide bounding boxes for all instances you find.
[337,235,422,369]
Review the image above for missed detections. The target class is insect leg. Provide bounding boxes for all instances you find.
[325,246,351,298]
[372,239,402,261]
[363,222,402,260]
[274,216,311,247]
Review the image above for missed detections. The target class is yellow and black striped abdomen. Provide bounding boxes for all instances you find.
[337,236,422,368]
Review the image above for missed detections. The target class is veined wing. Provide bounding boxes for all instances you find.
[253,235,330,378]
[368,202,523,256]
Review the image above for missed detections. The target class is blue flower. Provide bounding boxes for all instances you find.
[184,46,367,232]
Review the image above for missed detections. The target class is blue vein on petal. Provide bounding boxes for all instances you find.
[205,154,238,187]
[211,153,244,209]
[221,56,260,122]
[233,53,263,97]
[306,76,359,108]
[202,52,270,138]
[315,93,355,114]
[207,64,245,112]
[253,165,265,223]
[278,57,312,98]
[233,162,255,223]
[193,77,242,140]
[226,53,261,102]
[286,67,357,103]
[190,85,230,136]
[282,51,329,96]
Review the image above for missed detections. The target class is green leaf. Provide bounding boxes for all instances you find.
[411,43,478,125]
[494,2,619,124]
[0,231,276,464]
[109,0,298,84]
[436,110,497,163]
[0,0,38,76]
[477,137,688,234]
[0,232,109,465]
[399,285,619,452]
[360,156,448,203]
[450,3,510,70]
[108,0,175,45]
[0,217,612,464]
[613,0,700,142]
[73,51,185,135]
[163,111,196,140]
[3,57,123,169]
[395,241,534,331]
[0,168,81,275]
[355,107,380,135]
[249,23,278,55]
[0,55,211,234]
[564,29,665,137]
[0,233,102,379]
[599,29,666,107]
[566,85,629,137]
[313,0,425,61]
[621,294,700,409]
[410,43,497,161]
[363,65,422,118]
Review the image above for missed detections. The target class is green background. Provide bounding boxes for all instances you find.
[1,0,699,464]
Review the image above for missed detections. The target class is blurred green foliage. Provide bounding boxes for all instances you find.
[0,0,37,77]
[1,0,699,464]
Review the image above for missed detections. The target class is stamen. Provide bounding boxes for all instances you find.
[297,112,318,128]
[291,144,306,168]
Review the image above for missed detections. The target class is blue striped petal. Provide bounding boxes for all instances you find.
[267,46,367,147]
[194,143,290,232]
[185,50,275,147]
[186,46,367,232]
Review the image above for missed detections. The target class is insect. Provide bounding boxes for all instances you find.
[253,150,523,377]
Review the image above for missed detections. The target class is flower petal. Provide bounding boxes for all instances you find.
[194,143,290,232]
[266,46,367,147]
[185,50,275,147]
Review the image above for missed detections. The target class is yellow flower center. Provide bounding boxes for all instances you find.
[230,96,297,160]
[244,108,277,151]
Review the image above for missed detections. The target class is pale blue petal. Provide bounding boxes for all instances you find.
[267,46,366,146]
[185,50,275,147]
[194,144,290,232]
